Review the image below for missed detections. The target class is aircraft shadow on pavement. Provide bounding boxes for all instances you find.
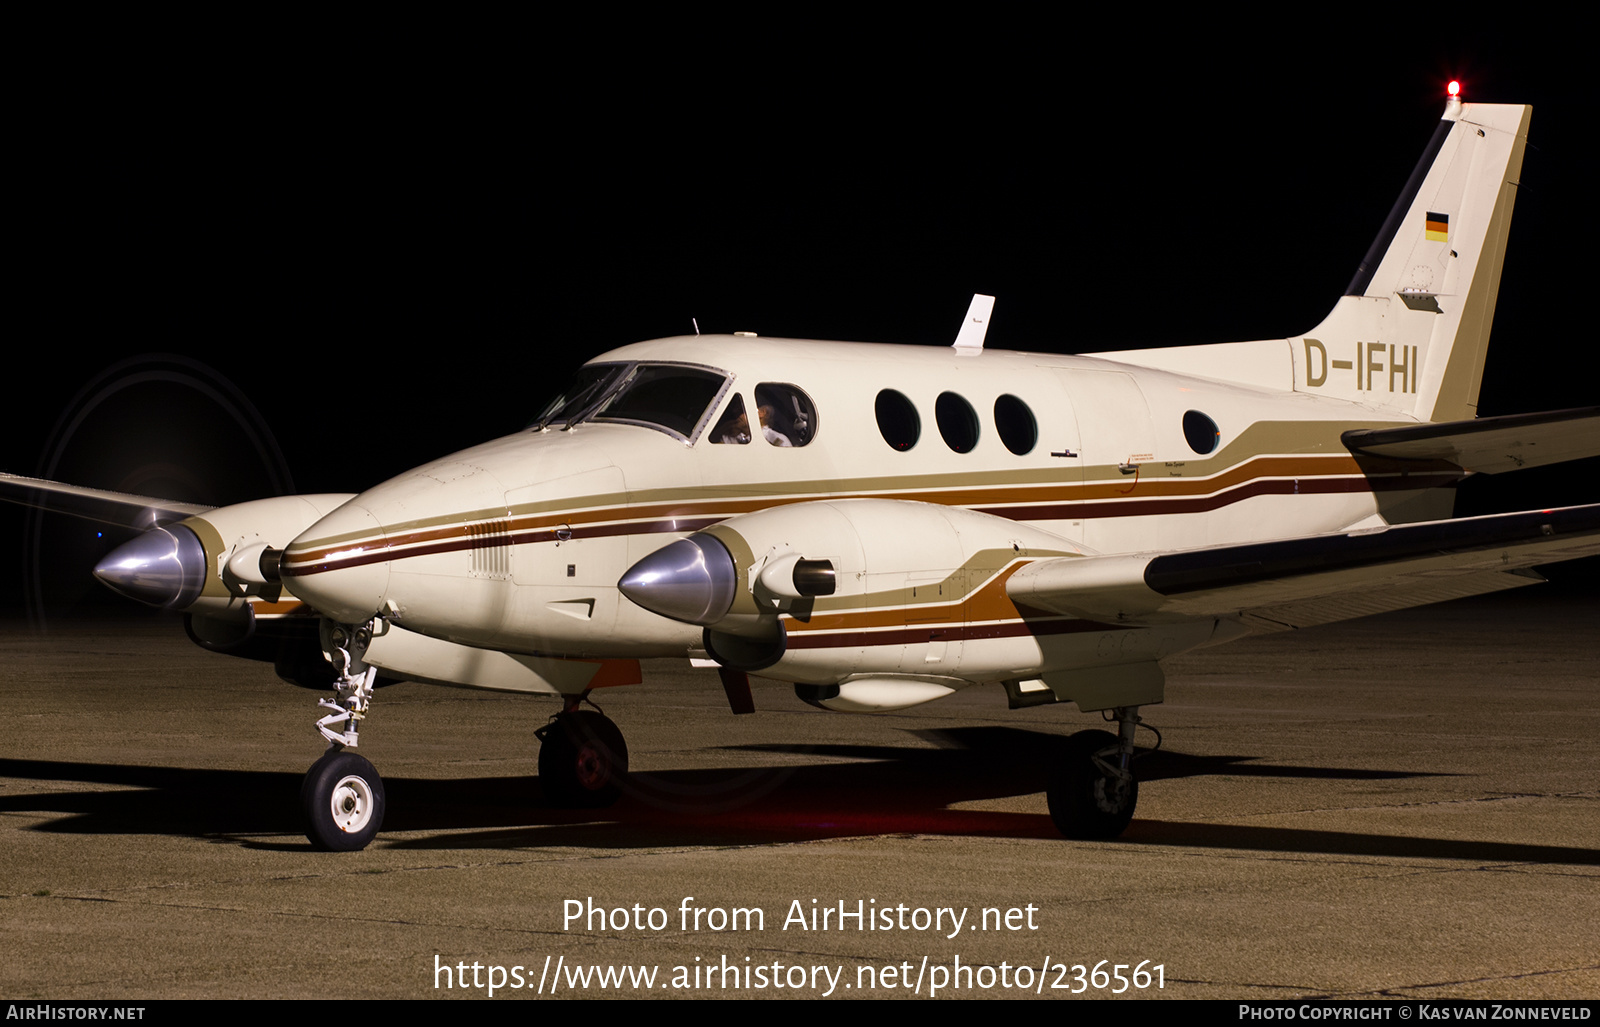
[2,727,1593,864]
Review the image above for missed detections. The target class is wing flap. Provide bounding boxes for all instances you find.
[1008,504,1600,630]
[1343,406,1600,473]
[0,472,212,528]
[1230,567,1541,633]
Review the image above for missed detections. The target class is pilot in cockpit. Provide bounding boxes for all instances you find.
[757,404,793,447]
[713,387,809,447]
[713,397,752,444]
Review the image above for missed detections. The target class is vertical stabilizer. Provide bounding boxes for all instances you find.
[1291,101,1531,422]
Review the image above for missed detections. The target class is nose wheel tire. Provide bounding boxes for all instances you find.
[1047,729,1138,840]
[303,750,386,851]
[539,710,629,808]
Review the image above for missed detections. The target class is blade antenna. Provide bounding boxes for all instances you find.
[951,294,995,355]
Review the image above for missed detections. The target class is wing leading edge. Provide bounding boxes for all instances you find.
[0,472,213,529]
[1008,504,1600,634]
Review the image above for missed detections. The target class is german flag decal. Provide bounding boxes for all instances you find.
[1425,211,1449,242]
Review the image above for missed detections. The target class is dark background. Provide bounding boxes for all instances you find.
[5,30,1593,620]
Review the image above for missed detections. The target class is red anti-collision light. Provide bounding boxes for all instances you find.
[1448,80,1461,97]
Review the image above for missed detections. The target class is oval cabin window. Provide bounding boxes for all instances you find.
[875,390,920,451]
[1183,410,1220,454]
[993,394,1037,455]
[935,392,979,453]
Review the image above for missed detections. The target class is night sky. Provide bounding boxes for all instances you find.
[5,36,1594,620]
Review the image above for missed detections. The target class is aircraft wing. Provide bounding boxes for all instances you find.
[1343,407,1600,474]
[1007,504,1600,634]
[0,472,212,529]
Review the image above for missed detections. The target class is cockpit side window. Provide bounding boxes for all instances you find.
[592,364,730,441]
[710,394,751,444]
[752,383,816,447]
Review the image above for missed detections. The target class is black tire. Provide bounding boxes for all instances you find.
[303,750,386,851]
[539,711,629,808]
[1047,729,1137,840]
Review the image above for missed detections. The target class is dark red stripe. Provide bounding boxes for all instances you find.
[786,616,1119,649]
[283,517,727,576]
[980,472,1460,521]
[286,474,1452,578]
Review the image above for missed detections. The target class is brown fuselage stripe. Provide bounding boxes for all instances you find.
[284,453,1377,567]
[282,463,1464,577]
[977,471,1461,520]
[281,518,725,577]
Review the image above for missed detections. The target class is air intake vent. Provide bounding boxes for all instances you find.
[468,519,510,578]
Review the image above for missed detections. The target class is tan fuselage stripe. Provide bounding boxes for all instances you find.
[282,454,1460,576]
[786,563,1120,648]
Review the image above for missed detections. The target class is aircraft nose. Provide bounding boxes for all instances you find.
[618,535,737,625]
[281,501,391,623]
[93,523,208,608]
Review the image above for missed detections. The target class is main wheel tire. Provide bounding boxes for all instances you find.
[539,711,629,808]
[1047,729,1137,840]
[303,750,386,851]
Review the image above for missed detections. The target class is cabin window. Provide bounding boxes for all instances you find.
[753,383,816,447]
[1183,410,1220,454]
[591,364,730,441]
[935,392,979,453]
[994,394,1037,455]
[875,389,920,451]
[710,394,751,444]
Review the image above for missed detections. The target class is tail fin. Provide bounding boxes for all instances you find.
[1093,99,1532,420]
[1294,100,1532,421]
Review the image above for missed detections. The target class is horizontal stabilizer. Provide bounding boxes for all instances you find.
[0,472,213,529]
[1009,504,1600,633]
[1343,406,1600,473]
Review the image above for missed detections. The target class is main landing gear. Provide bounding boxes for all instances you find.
[536,700,629,808]
[1046,706,1153,840]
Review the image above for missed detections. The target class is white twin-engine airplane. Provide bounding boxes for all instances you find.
[6,91,1599,851]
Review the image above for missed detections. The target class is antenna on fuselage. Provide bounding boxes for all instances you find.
[951,293,994,355]
[692,317,701,336]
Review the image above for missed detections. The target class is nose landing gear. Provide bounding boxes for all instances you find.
[302,618,388,851]
[303,749,387,851]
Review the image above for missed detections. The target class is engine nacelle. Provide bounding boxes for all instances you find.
[620,499,1087,692]
[94,493,356,618]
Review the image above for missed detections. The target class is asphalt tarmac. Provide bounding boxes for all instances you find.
[1,591,1595,1001]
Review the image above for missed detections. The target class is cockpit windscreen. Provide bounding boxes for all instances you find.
[535,363,628,428]
[593,365,728,438]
